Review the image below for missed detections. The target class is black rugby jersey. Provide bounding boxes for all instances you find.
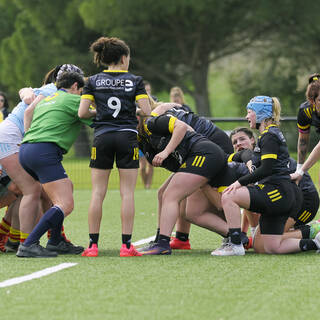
[82,70,147,136]
[297,101,320,133]
[142,114,207,171]
[165,107,217,137]
[209,162,249,190]
[238,125,291,185]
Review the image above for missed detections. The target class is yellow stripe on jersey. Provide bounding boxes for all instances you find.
[103,70,128,73]
[91,147,96,160]
[304,108,312,119]
[151,111,159,117]
[136,94,149,101]
[297,123,311,130]
[0,112,3,123]
[262,124,277,134]
[81,94,95,101]
[218,186,227,193]
[143,119,152,136]
[168,116,177,133]
[228,153,235,162]
[261,154,277,160]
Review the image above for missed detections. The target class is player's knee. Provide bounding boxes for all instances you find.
[221,192,234,207]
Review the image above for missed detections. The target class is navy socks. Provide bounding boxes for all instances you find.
[24,206,65,247]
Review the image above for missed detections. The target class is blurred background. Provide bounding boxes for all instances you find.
[1,0,319,188]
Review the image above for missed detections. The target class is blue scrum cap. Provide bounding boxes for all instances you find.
[246,96,273,123]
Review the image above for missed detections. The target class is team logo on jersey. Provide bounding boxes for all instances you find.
[257,184,264,189]
[180,162,187,168]
[125,80,134,92]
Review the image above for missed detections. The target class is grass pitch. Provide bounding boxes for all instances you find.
[0,189,319,320]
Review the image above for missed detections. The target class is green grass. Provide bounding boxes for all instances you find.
[0,189,320,320]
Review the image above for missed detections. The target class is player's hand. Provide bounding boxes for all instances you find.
[152,150,169,167]
[223,180,241,194]
[290,172,303,184]
[246,160,254,173]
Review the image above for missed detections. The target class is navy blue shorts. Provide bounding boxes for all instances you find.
[19,142,68,184]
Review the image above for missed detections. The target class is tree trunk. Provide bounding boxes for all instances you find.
[74,124,91,157]
[191,61,211,116]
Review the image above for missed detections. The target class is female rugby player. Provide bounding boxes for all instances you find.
[143,98,233,249]
[17,72,93,258]
[212,96,320,256]
[79,37,151,257]
[137,111,228,255]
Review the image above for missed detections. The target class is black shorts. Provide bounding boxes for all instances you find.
[293,190,319,227]
[178,140,227,180]
[208,127,233,154]
[247,180,303,235]
[90,131,139,169]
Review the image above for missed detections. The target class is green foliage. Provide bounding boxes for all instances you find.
[0,0,101,105]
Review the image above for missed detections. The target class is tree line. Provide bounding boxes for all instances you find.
[1,0,320,117]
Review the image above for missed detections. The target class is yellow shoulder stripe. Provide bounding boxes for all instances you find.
[151,111,159,117]
[81,94,95,101]
[168,116,177,133]
[261,154,277,160]
[227,153,235,162]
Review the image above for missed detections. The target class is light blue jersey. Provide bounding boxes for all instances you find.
[7,83,57,136]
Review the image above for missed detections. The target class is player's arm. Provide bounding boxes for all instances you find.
[297,131,310,166]
[292,140,320,183]
[147,115,187,166]
[297,107,311,167]
[152,103,182,116]
[78,96,96,119]
[24,94,45,132]
[137,98,151,116]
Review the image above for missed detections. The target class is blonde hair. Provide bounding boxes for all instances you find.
[170,86,185,104]
[271,97,281,126]
[148,94,162,110]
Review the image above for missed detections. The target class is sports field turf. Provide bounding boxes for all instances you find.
[0,188,319,320]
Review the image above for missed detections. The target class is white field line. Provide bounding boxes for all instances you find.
[0,263,77,288]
